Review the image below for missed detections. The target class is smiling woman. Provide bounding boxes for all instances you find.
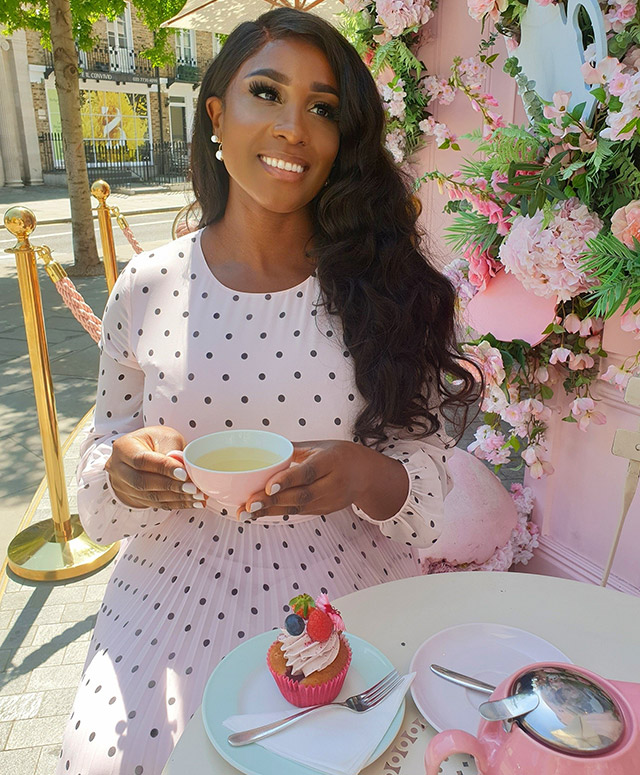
[56,8,481,775]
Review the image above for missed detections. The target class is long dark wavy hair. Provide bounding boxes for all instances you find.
[191,7,481,443]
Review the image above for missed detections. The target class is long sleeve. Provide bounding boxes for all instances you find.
[352,425,453,549]
[76,262,167,544]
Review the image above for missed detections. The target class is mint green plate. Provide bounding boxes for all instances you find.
[202,630,404,775]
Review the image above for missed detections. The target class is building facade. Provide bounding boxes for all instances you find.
[1,4,219,187]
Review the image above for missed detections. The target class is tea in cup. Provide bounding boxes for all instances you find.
[173,429,293,508]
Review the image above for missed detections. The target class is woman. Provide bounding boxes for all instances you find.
[57,8,479,773]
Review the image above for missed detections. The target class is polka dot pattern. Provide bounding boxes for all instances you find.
[63,230,451,774]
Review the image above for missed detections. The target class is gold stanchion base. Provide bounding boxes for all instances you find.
[7,514,119,582]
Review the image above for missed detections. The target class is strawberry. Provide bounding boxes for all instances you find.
[306,608,333,642]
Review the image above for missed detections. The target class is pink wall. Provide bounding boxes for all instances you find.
[413,13,525,267]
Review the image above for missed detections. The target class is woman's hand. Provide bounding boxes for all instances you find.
[105,426,206,510]
[238,440,409,521]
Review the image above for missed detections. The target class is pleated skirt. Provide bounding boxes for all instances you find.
[56,509,419,775]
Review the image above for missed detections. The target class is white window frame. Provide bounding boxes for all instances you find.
[107,6,134,72]
[175,29,196,65]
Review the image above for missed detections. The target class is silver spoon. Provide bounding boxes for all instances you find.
[429,664,539,721]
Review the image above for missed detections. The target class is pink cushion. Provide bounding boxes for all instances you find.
[419,448,518,565]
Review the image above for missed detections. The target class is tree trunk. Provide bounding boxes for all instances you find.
[48,0,101,275]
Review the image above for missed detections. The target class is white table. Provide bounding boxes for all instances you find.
[162,572,640,775]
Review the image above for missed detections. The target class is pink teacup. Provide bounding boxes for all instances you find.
[171,430,293,508]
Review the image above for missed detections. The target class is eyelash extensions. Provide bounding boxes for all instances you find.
[247,80,337,121]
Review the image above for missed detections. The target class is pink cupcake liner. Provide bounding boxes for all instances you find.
[268,637,352,708]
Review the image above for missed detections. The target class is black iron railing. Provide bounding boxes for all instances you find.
[44,48,200,84]
[39,132,190,188]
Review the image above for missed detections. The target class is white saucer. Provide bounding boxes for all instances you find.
[409,622,572,734]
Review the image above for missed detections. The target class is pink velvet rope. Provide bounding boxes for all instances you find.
[54,277,102,343]
[121,225,144,255]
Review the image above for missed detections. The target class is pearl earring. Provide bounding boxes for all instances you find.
[215,145,224,161]
[210,134,219,143]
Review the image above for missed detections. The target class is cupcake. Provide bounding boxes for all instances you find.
[267,592,351,708]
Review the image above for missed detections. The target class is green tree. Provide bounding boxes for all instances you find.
[0,0,183,274]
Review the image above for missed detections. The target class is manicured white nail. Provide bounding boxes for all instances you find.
[173,467,187,482]
[182,482,197,494]
[250,501,263,513]
[193,501,205,509]
[238,510,251,520]
[269,483,281,495]
[193,492,206,501]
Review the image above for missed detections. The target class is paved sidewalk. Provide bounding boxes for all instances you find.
[0,184,184,774]
[0,183,193,224]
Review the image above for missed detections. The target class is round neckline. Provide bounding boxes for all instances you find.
[193,228,316,297]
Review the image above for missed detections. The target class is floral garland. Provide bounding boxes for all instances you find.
[341,1,504,161]
[414,0,640,478]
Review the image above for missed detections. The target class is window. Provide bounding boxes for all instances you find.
[46,88,150,166]
[175,30,196,65]
[107,8,133,72]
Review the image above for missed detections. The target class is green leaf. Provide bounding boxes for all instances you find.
[570,102,586,121]
[540,384,554,400]
[562,415,578,423]
[619,116,639,135]
[590,86,607,103]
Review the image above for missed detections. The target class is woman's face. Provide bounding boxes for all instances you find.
[206,37,341,215]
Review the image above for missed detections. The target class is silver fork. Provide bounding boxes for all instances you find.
[227,669,402,746]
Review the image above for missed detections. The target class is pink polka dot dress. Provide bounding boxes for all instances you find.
[57,230,452,774]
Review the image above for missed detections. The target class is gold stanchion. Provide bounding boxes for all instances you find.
[4,207,119,581]
[91,180,118,294]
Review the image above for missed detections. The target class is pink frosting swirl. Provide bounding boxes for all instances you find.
[278,629,340,677]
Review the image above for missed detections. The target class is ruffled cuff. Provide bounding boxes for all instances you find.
[77,438,169,544]
[352,439,451,548]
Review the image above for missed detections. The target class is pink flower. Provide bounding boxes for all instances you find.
[570,396,607,431]
[521,442,554,478]
[581,56,624,85]
[620,308,640,338]
[385,128,406,163]
[535,365,550,383]
[601,364,633,390]
[543,90,571,121]
[622,46,640,71]
[568,352,595,370]
[463,244,500,291]
[315,593,345,631]
[376,0,434,37]
[585,334,601,352]
[422,76,456,106]
[562,313,581,334]
[419,117,457,147]
[457,57,488,90]
[549,347,572,365]
[611,200,640,250]
[467,425,511,465]
[467,0,507,22]
[609,72,631,97]
[498,199,602,301]
[578,134,598,153]
[462,340,506,385]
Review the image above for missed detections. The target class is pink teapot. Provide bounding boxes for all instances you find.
[425,662,640,775]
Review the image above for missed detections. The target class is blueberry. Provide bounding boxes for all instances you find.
[284,613,305,636]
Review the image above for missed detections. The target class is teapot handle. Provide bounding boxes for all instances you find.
[425,729,488,775]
